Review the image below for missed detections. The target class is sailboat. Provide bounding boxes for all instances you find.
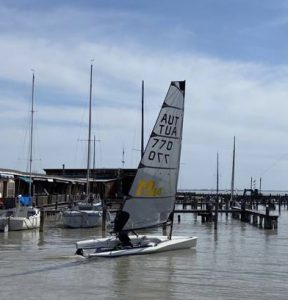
[61,63,102,228]
[0,72,41,232]
[75,81,197,257]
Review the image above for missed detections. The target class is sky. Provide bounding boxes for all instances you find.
[1,0,288,191]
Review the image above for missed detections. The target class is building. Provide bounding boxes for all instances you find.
[0,167,137,208]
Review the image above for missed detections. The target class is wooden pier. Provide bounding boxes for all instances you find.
[174,190,280,230]
[231,206,278,229]
[37,190,282,230]
[174,206,278,229]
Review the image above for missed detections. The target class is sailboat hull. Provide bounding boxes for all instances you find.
[0,207,40,231]
[76,235,197,257]
[62,210,102,228]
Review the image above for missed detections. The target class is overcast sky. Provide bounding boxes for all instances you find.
[1,0,288,191]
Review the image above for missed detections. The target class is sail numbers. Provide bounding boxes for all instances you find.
[152,138,173,150]
[147,112,180,164]
[159,113,179,137]
[148,138,173,164]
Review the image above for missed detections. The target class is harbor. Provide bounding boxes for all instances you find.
[1,205,288,300]
[1,167,285,232]
[0,154,287,299]
[1,1,288,299]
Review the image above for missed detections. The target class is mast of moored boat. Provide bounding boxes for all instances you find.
[229,136,236,214]
[122,147,125,168]
[141,80,144,158]
[28,72,35,197]
[93,135,96,170]
[214,152,219,229]
[86,63,93,198]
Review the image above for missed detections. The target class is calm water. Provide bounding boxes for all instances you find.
[1,207,288,300]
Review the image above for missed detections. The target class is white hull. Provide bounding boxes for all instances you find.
[76,235,197,257]
[0,207,40,231]
[62,210,102,228]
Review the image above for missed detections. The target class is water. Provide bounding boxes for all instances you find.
[1,208,288,300]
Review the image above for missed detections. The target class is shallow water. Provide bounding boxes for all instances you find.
[0,207,288,300]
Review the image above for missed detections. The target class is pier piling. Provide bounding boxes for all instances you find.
[40,208,45,232]
[102,198,107,237]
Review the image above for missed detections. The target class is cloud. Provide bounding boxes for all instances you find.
[1,2,288,190]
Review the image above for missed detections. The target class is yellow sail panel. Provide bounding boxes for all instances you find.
[136,180,162,197]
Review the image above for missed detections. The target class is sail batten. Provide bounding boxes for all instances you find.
[122,81,185,231]
[150,132,181,140]
[162,103,183,110]
[139,164,178,170]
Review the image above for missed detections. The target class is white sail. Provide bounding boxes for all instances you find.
[122,81,185,231]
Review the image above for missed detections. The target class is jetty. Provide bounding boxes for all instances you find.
[0,167,284,230]
[174,190,281,229]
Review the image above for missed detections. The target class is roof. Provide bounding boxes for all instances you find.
[0,168,118,184]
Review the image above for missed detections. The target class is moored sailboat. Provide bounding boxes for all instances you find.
[75,81,197,257]
[61,63,102,228]
[0,198,40,231]
[0,72,40,232]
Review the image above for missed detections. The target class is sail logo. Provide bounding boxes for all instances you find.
[136,180,162,197]
[159,113,179,137]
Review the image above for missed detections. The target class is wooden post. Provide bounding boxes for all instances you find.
[102,198,106,238]
[259,216,263,227]
[266,205,270,216]
[240,200,246,222]
[252,215,258,226]
[264,206,272,229]
[177,215,181,223]
[40,208,45,232]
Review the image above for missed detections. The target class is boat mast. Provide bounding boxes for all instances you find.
[86,63,93,196]
[122,147,125,168]
[229,136,236,210]
[93,135,96,170]
[214,152,219,229]
[141,80,144,158]
[28,72,35,197]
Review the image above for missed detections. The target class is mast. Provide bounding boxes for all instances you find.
[214,152,219,229]
[28,72,35,197]
[141,80,144,158]
[229,136,236,210]
[93,135,96,170]
[122,147,125,168]
[86,63,93,196]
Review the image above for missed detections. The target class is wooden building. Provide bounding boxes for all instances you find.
[0,167,137,208]
[44,168,137,199]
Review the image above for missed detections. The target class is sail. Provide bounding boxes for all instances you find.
[122,81,185,231]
